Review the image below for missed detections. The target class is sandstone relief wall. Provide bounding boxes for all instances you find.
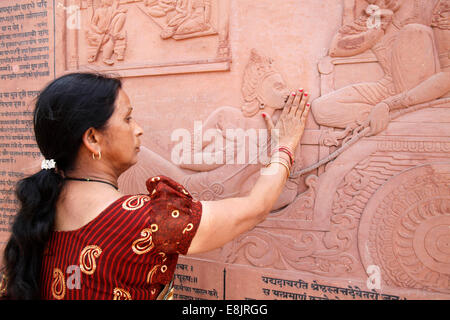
[0,0,449,300]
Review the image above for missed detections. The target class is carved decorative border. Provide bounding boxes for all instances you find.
[76,57,231,77]
[359,162,450,293]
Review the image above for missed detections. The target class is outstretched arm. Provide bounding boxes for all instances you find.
[187,91,311,255]
[385,71,450,111]
[330,28,384,57]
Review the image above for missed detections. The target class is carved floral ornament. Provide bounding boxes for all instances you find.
[359,163,450,293]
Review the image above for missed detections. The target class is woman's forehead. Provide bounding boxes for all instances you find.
[116,89,132,112]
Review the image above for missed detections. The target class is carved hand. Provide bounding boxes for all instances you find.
[367,102,390,136]
[379,9,394,30]
[263,90,311,153]
[365,5,393,31]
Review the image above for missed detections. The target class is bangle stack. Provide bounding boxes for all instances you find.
[266,146,295,179]
[276,146,294,166]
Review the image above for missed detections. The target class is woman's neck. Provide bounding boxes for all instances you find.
[64,163,120,188]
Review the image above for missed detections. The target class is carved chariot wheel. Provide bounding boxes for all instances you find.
[358,163,450,294]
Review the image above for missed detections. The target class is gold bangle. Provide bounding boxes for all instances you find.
[266,160,290,179]
[271,150,293,167]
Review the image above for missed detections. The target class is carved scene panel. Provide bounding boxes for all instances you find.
[66,0,231,76]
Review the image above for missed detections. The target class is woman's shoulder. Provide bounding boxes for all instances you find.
[125,175,203,255]
[119,175,198,212]
[144,175,194,198]
[104,175,201,219]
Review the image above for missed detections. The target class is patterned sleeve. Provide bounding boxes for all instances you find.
[145,176,202,255]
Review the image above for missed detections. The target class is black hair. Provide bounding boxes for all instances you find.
[1,72,122,299]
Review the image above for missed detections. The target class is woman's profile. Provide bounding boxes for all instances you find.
[0,71,310,300]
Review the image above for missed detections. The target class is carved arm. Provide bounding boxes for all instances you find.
[383,71,450,111]
[329,7,393,57]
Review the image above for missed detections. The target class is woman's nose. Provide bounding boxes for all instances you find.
[135,122,144,136]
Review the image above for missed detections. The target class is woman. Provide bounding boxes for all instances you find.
[0,72,310,300]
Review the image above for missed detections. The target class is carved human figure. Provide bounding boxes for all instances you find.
[86,0,127,65]
[147,0,212,39]
[146,0,177,17]
[312,0,450,136]
[174,0,212,36]
[118,49,302,210]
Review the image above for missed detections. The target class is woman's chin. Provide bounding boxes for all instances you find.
[123,156,139,172]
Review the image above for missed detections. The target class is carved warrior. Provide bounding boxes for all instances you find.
[86,0,128,65]
[145,0,213,39]
[119,49,300,211]
[311,0,450,135]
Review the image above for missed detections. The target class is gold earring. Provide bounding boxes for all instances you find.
[92,151,102,160]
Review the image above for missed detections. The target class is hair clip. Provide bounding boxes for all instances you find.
[41,159,56,170]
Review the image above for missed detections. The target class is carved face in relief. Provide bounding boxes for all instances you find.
[257,73,290,109]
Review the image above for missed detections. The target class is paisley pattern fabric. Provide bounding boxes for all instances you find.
[40,176,202,300]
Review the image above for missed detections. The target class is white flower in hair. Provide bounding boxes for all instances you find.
[41,159,56,170]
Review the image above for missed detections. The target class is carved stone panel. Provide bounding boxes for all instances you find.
[66,0,231,76]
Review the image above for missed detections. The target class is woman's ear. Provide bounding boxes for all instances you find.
[82,127,101,155]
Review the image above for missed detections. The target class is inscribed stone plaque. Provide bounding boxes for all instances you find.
[0,0,54,254]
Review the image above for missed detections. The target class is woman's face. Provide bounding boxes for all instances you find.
[258,73,290,109]
[100,89,143,173]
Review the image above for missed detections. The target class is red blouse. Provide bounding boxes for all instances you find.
[40,176,202,300]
